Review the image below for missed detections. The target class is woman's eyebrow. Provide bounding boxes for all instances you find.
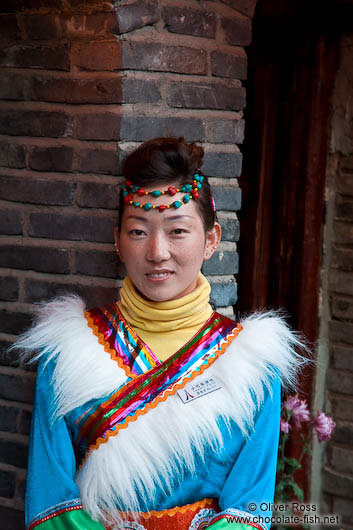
[124,215,148,222]
[165,215,194,221]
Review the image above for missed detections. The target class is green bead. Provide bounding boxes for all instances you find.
[194,173,200,179]
[199,175,204,182]
[122,190,128,197]
[173,201,182,208]
[197,182,202,189]
[134,202,140,207]
[183,194,191,202]
[144,203,152,210]
[152,190,161,197]
[184,184,192,192]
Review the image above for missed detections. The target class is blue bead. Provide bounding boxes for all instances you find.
[197,182,202,189]
[122,190,128,197]
[152,190,161,197]
[134,202,140,207]
[183,194,191,202]
[184,184,192,192]
[144,203,152,210]
[173,201,182,208]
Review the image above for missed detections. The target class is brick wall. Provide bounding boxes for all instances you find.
[317,33,353,528]
[0,0,256,524]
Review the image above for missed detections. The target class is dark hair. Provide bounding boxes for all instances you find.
[118,137,216,232]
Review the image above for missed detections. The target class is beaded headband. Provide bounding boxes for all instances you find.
[122,172,204,212]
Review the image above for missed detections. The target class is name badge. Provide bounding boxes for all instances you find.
[177,375,222,403]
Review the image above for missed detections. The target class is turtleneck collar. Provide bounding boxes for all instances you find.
[118,273,213,334]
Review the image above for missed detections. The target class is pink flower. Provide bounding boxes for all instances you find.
[280,419,291,433]
[313,412,336,443]
[283,394,310,428]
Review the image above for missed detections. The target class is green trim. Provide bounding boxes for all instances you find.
[32,509,105,529]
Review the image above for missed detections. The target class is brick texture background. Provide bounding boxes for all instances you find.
[321,33,353,529]
[0,0,255,524]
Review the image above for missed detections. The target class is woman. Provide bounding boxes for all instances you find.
[16,137,305,530]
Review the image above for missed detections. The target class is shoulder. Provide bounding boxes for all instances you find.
[12,295,127,417]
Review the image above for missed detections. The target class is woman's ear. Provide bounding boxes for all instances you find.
[114,226,124,262]
[203,222,222,260]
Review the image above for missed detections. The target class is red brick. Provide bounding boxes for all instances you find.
[29,146,73,172]
[0,73,29,100]
[31,76,123,104]
[29,212,116,243]
[0,0,22,12]
[220,0,257,17]
[0,246,70,274]
[0,109,73,138]
[76,182,120,209]
[73,41,121,71]
[162,6,216,38]
[115,1,158,34]
[76,113,121,141]
[167,82,246,111]
[23,14,60,40]
[76,147,119,175]
[211,49,247,79]
[0,142,26,169]
[0,209,22,235]
[0,43,70,71]
[0,14,20,41]
[0,277,19,302]
[221,14,252,46]
[63,12,119,40]
[122,41,207,75]
[0,176,74,206]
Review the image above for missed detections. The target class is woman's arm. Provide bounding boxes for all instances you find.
[25,358,105,530]
[207,376,281,530]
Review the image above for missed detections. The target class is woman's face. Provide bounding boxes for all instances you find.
[116,183,221,302]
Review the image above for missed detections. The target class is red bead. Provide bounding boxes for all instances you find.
[125,180,132,187]
[124,194,133,203]
[159,205,167,211]
[191,190,200,199]
[168,186,177,196]
[137,188,146,196]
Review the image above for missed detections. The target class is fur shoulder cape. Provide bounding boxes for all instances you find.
[14,295,307,523]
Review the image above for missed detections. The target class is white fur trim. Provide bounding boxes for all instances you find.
[14,298,307,525]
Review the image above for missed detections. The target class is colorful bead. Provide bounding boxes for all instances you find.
[152,190,161,197]
[138,188,146,196]
[183,194,191,202]
[173,201,182,208]
[159,205,167,211]
[144,203,152,210]
[168,186,177,196]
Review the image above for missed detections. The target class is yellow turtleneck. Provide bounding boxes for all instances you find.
[118,273,213,361]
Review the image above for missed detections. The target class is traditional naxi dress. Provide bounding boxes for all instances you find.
[17,275,304,530]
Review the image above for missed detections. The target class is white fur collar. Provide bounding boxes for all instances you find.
[15,295,307,525]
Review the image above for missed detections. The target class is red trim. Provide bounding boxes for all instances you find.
[29,504,83,529]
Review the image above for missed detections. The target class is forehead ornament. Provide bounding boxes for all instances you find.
[122,172,204,212]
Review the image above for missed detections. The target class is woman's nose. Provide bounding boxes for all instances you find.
[146,233,170,262]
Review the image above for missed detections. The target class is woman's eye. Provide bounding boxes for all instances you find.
[129,229,146,236]
[172,228,186,235]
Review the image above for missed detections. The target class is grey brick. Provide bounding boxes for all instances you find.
[0,276,19,301]
[212,186,241,211]
[0,209,22,235]
[206,119,245,144]
[120,116,204,142]
[203,151,242,177]
[0,437,28,468]
[210,280,237,306]
[0,372,35,403]
[202,251,238,275]
[219,216,240,241]
[0,469,16,498]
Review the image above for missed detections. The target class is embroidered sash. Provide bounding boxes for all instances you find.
[76,305,242,467]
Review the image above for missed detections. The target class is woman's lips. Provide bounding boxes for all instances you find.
[146,271,174,281]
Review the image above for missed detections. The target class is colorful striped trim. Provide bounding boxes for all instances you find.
[76,312,241,466]
[28,499,83,529]
[119,498,217,521]
[208,509,267,530]
[85,303,160,378]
